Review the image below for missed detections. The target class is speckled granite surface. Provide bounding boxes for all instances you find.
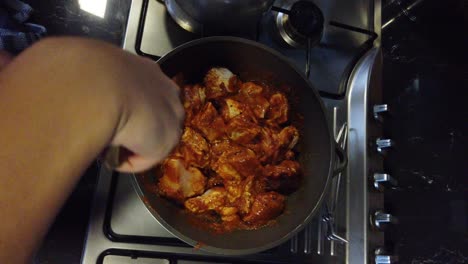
[382,0,467,262]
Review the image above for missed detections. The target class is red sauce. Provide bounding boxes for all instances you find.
[142,69,304,233]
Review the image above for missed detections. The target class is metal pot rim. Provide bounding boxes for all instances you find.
[132,36,336,255]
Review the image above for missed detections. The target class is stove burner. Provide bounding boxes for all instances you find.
[275,1,324,48]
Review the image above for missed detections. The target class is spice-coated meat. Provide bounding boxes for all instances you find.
[157,158,207,203]
[267,92,289,125]
[203,67,238,98]
[155,67,301,231]
[179,127,210,168]
[243,192,285,226]
[190,102,226,141]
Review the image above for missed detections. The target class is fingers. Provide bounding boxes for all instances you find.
[114,154,160,173]
[109,60,185,173]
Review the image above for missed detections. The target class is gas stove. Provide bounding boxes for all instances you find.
[82,0,387,263]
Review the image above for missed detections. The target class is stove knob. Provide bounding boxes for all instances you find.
[376,138,394,153]
[373,104,389,122]
[375,248,398,264]
[373,210,398,229]
[374,173,397,190]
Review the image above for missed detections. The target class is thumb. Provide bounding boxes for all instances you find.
[102,146,167,173]
[115,154,160,173]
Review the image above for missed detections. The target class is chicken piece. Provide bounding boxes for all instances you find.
[263,160,301,178]
[206,175,224,189]
[224,176,256,205]
[226,115,261,145]
[183,84,206,110]
[263,160,301,194]
[220,206,238,215]
[179,127,210,168]
[237,82,270,119]
[224,181,242,203]
[220,98,256,123]
[182,84,206,124]
[219,207,240,222]
[210,140,231,159]
[243,192,285,225]
[211,143,261,181]
[285,150,295,160]
[278,126,299,150]
[191,102,226,141]
[267,93,289,125]
[247,127,281,164]
[239,81,264,96]
[212,163,242,182]
[249,95,270,119]
[235,175,256,215]
[184,187,227,214]
[158,158,206,202]
[204,67,238,98]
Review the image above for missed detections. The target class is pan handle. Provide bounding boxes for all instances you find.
[333,145,347,176]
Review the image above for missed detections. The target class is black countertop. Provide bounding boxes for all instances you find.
[382,0,468,262]
[17,0,467,263]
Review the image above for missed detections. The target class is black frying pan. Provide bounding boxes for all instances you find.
[132,37,346,255]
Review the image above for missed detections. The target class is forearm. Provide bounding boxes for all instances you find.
[0,38,126,263]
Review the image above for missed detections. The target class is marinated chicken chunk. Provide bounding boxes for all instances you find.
[179,127,210,168]
[224,175,255,206]
[263,160,301,194]
[155,67,302,232]
[234,175,256,215]
[278,126,300,150]
[184,187,227,213]
[204,67,238,98]
[210,139,232,158]
[246,127,281,163]
[264,160,301,178]
[239,81,264,96]
[226,116,261,145]
[243,192,285,225]
[183,84,206,111]
[212,143,260,181]
[191,102,226,141]
[267,93,289,124]
[182,84,206,123]
[219,207,240,222]
[237,82,270,119]
[220,98,257,123]
[158,158,206,203]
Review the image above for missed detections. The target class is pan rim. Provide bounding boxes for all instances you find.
[131,36,335,255]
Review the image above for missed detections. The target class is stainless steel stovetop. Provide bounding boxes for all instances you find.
[82,0,386,263]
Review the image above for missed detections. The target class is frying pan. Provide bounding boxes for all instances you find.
[132,37,346,255]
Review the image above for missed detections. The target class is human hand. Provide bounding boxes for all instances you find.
[2,39,184,173]
[108,54,184,173]
[0,38,184,263]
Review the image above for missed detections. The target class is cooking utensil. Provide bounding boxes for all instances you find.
[165,0,275,34]
[132,37,346,255]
